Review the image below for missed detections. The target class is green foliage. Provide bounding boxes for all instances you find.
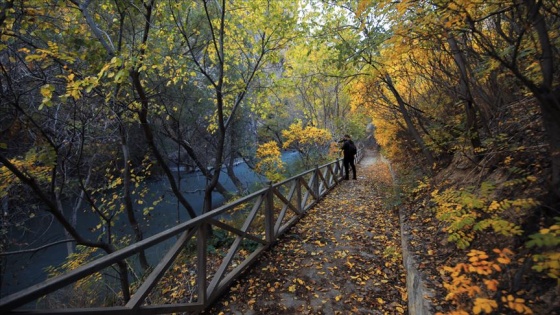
[526,218,560,283]
[207,229,235,255]
[431,177,537,249]
[240,239,261,253]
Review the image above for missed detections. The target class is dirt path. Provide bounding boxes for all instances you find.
[205,150,407,314]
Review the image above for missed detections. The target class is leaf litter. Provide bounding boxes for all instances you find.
[205,150,407,314]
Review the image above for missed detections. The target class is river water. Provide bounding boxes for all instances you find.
[1,152,301,298]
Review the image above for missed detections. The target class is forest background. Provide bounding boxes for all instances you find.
[0,0,559,314]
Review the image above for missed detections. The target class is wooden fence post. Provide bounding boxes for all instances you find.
[313,165,320,200]
[198,223,207,303]
[297,177,303,213]
[265,181,274,243]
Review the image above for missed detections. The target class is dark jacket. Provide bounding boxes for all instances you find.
[341,140,356,161]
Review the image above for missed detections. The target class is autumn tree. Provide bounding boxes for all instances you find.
[274,0,371,141]
[378,0,560,196]
[348,0,559,313]
[1,0,303,302]
[0,0,145,300]
[459,0,560,199]
[159,0,299,213]
[255,140,285,183]
[282,122,333,169]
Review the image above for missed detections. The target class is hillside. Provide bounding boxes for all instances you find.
[399,98,559,314]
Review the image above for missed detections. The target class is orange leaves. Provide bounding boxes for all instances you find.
[472,298,497,314]
[443,248,510,282]
[466,250,497,275]
[467,249,488,262]
[501,295,533,314]
[440,248,535,315]
[493,248,513,265]
[483,279,498,292]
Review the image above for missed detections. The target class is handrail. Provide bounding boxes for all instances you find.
[0,154,362,314]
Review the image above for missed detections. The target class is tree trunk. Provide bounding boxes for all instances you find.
[383,74,435,168]
[536,90,560,200]
[132,72,198,219]
[523,0,560,200]
[446,32,482,155]
[226,157,245,195]
[226,120,245,195]
[119,123,149,270]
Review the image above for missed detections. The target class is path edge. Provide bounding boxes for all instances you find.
[381,155,435,315]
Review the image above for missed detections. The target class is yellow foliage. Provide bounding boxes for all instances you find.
[282,122,332,149]
[0,147,54,198]
[526,218,560,283]
[255,141,285,182]
[431,181,535,249]
[280,122,332,168]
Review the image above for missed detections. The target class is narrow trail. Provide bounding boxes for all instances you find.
[205,149,407,314]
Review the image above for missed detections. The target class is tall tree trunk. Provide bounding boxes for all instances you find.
[383,74,435,168]
[226,157,245,195]
[226,119,245,195]
[119,123,149,270]
[537,91,560,200]
[446,32,482,155]
[132,71,198,219]
[203,93,226,214]
[203,0,227,215]
[128,0,198,219]
[67,167,91,255]
[523,0,560,200]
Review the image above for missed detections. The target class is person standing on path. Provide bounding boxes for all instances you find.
[341,134,357,180]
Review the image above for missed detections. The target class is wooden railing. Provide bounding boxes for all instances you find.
[1,152,363,314]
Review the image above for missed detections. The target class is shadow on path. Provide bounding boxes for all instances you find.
[205,149,407,314]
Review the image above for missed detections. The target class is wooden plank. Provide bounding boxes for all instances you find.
[273,183,299,215]
[0,303,202,315]
[206,235,243,296]
[207,194,268,295]
[136,303,205,314]
[197,224,208,305]
[207,245,268,303]
[126,228,197,309]
[208,218,266,245]
[300,174,318,201]
[0,193,267,311]
[265,183,275,243]
[277,215,301,236]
